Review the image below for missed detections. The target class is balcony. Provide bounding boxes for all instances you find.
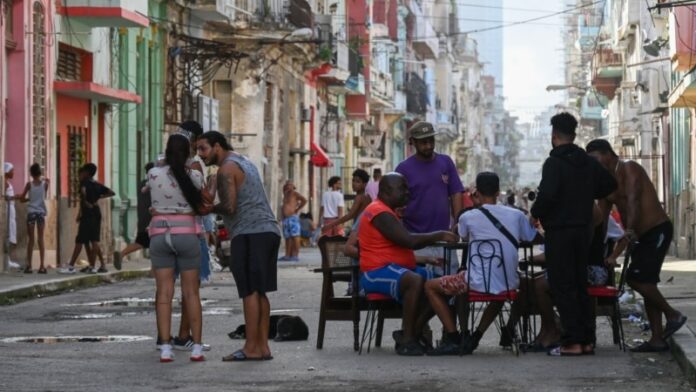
[454,36,478,63]
[405,72,428,115]
[576,14,600,49]
[580,93,605,121]
[670,8,696,71]
[407,0,438,59]
[591,48,622,99]
[369,67,394,108]
[617,0,639,41]
[436,111,457,140]
[669,69,696,108]
[57,0,148,28]
[188,0,313,29]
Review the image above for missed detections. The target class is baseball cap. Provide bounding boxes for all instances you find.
[408,121,436,139]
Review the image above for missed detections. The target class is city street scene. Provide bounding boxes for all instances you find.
[2,0,696,391]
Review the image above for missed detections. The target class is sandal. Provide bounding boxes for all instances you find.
[37,267,47,274]
[663,314,687,340]
[547,346,583,357]
[222,349,264,361]
[23,267,33,274]
[629,341,669,353]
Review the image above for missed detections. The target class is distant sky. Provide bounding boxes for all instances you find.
[499,0,566,123]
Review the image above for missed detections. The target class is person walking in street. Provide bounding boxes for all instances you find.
[197,131,281,361]
[279,180,307,262]
[587,138,686,352]
[395,121,464,275]
[59,163,115,274]
[115,162,155,270]
[320,176,345,237]
[321,169,371,235]
[17,163,49,273]
[147,134,211,363]
[530,113,617,357]
[365,168,382,201]
[4,162,19,270]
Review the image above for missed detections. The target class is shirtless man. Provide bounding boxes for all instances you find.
[587,139,686,352]
[280,180,307,262]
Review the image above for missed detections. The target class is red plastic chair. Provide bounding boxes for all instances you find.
[464,239,521,356]
[359,293,400,354]
[587,244,633,351]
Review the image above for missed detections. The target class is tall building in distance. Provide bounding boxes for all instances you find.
[457,0,504,92]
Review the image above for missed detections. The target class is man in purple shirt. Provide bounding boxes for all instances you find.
[395,121,464,275]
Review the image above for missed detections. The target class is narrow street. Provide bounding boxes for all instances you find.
[0,249,692,392]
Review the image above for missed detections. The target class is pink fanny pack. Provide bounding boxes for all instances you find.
[148,215,202,237]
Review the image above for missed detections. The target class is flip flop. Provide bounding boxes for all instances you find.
[262,355,274,361]
[629,341,669,353]
[547,346,583,357]
[37,267,47,274]
[663,314,688,340]
[222,350,264,362]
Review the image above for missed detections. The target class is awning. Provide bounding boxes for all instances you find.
[54,81,142,104]
[58,5,149,28]
[310,142,332,167]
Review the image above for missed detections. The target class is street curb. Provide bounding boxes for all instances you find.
[669,324,696,387]
[0,269,151,306]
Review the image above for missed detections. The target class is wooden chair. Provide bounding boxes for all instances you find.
[315,235,361,351]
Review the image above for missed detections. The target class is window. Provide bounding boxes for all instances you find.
[57,47,82,81]
[4,0,14,47]
[32,2,47,168]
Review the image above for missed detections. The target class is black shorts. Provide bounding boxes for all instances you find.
[135,231,150,248]
[230,232,280,298]
[76,215,101,244]
[628,221,673,284]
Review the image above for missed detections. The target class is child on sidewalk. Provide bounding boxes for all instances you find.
[115,162,154,270]
[18,163,49,273]
[59,163,115,274]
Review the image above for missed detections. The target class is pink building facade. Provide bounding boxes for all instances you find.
[4,0,54,188]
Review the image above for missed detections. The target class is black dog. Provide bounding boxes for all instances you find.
[228,315,309,341]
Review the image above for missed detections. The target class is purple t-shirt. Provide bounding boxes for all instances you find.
[395,153,464,233]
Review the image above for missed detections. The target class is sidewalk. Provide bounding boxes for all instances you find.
[655,257,696,386]
[0,246,322,306]
[0,259,152,305]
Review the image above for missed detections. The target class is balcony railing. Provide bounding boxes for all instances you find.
[187,0,312,28]
[593,48,623,78]
[408,0,438,59]
[369,67,394,105]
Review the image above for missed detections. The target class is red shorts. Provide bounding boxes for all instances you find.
[322,217,345,237]
[439,272,468,296]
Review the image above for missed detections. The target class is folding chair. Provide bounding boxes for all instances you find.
[587,242,634,351]
[359,293,400,354]
[463,239,521,356]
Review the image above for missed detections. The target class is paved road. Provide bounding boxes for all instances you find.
[0,251,694,392]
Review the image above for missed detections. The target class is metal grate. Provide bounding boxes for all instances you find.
[32,2,46,168]
[57,47,81,81]
[68,126,88,207]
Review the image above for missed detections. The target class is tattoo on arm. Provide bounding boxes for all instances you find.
[212,169,237,216]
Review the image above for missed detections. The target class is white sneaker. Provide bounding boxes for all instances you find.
[58,266,76,274]
[8,260,20,270]
[190,343,205,362]
[160,344,174,363]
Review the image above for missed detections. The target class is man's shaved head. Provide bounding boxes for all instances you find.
[378,172,410,209]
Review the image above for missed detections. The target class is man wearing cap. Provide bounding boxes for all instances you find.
[395,121,464,275]
[530,113,617,356]
[586,138,685,352]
